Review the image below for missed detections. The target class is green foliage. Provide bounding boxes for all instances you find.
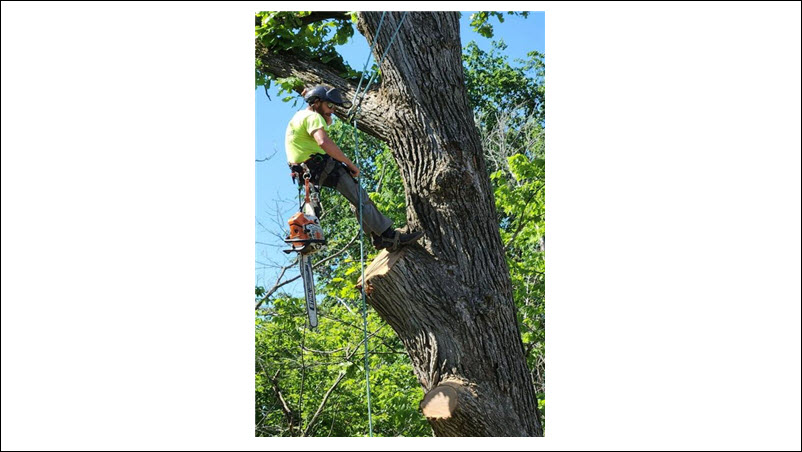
[255,11,361,89]
[275,76,304,102]
[469,11,530,38]
[255,11,531,92]
[255,119,422,436]
[463,40,544,135]
[256,269,429,436]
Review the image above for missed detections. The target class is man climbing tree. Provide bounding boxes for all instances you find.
[256,11,543,436]
[284,84,424,250]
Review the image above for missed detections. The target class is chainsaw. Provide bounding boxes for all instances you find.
[283,165,326,328]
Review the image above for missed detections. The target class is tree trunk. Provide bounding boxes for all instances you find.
[258,11,542,437]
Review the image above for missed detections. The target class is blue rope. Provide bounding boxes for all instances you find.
[349,12,409,117]
[354,117,373,438]
[340,14,385,437]
[349,12,387,110]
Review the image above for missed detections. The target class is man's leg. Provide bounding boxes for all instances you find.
[333,166,394,237]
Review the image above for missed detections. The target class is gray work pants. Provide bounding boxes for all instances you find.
[329,165,393,237]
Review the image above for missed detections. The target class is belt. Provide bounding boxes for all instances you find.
[288,155,339,187]
[288,154,327,166]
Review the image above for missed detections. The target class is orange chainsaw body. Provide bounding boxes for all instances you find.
[284,212,325,254]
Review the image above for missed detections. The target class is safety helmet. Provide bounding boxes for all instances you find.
[304,85,352,108]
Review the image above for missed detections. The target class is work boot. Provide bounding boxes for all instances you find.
[372,227,424,251]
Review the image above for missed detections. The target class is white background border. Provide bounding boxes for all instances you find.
[2,2,800,450]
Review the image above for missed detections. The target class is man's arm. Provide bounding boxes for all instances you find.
[311,128,359,178]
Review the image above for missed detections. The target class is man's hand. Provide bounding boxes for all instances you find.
[348,164,360,178]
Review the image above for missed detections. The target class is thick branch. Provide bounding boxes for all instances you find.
[357,248,405,295]
[255,42,392,142]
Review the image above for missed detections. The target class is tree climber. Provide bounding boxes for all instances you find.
[285,84,423,251]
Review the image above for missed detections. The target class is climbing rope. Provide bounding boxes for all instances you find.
[350,12,386,109]
[348,11,409,438]
[353,120,373,437]
[347,12,409,119]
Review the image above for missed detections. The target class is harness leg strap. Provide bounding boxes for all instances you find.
[317,157,340,188]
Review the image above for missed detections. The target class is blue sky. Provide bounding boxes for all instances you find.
[256,11,545,292]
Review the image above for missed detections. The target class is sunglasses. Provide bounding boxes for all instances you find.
[326,102,335,108]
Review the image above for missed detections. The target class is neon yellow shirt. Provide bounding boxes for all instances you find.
[284,110,328,163]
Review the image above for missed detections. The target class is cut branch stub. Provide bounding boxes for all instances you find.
[356,249,405,295]
[420,384,458,419]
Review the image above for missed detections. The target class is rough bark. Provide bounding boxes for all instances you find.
[257,11,542,437]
